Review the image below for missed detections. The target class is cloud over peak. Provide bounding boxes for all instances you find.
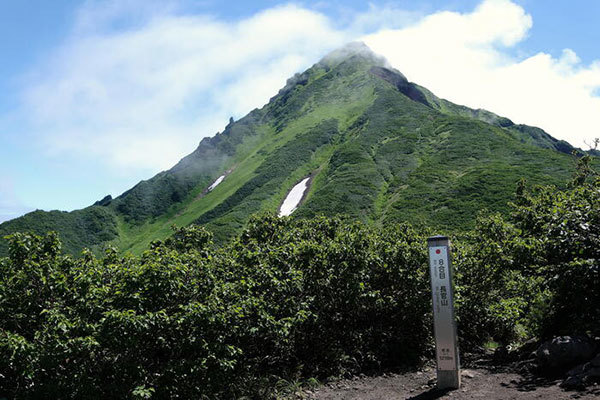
[364,0,600,146]
[13,0,600,177]
[21,3,349,171]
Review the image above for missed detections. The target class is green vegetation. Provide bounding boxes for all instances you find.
[2,173,599,398]
[111,109,267,224]
[0,42,585,258]
[194,119,340,241]
[1,41,598,398]
[0,206,118,256]
[0,218,430,398]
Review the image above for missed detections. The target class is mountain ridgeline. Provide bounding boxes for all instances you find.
[0,43,580,256]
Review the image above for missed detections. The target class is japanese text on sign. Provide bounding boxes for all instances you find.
[429,246,457,370]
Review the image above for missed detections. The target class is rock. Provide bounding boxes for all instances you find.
[567,363,586,377]
[493,346,512,363]
[461,370,476,379]
[560,375,585,390]
[515,360,533,374]
[585,366,600,378]
[535,335,597,370]
[94,194,112,206]
[517,338,539,360]
[562,355,600,388]
[562,365,600,388]
[590,353,600,368]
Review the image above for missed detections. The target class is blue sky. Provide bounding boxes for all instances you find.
[1,0,599,223]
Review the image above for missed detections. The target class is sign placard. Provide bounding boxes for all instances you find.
[427,236,460,389]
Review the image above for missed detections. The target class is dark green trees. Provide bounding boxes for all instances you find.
[1,177,599,398]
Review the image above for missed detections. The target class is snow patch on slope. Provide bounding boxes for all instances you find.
[279,177,310,217]
[208,175,225,191]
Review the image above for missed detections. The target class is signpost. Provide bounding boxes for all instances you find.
[427,235,460,390]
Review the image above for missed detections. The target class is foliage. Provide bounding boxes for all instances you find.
[0,43,579,257]
[452,175,600,343]
[2,171,600,397]
[111,109,266,224]
[452,213,546,345]
[0,216,431,399]
[0,206,118,257]
[0,43,599,399]
[194,119,339,241]
[509,176,600,336]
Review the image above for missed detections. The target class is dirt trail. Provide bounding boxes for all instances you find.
[298,362,599,399]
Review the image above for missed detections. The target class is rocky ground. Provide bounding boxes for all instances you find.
[297,365,599,399]
[293,336,600,400]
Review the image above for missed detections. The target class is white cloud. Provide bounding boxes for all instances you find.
[22,3,348,171]
[363,0,600,148]
[0,178,32,223]
[344,3,421,33]
[17,0,600,180]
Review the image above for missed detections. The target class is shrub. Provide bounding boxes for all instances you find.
[0,218,433,398]
[2,175,600,398]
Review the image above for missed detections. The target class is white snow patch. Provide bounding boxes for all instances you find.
[279,177,310,217]
[208,175,225,191]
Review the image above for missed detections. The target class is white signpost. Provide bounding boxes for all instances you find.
[427,235,460,390]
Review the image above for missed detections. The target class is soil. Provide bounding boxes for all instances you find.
[295,358,600,400]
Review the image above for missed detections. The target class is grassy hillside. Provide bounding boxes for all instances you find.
[0,42,581,256]
[0,206,118,256]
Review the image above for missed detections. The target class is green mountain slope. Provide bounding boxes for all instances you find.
[0,42,581,256]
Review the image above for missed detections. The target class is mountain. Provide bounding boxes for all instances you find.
[0,42,580,256]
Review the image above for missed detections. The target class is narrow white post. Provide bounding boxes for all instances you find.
[427,235,460,390]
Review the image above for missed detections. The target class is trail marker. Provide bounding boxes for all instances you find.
[427,235,460,389]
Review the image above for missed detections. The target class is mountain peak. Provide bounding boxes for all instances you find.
[320,41,388,68]
[0,40,578,257]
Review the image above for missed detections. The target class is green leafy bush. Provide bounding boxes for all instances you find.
[2,176,600,398]
[509,177,600,336]
[0,217,431,399]
[454,176,600,343]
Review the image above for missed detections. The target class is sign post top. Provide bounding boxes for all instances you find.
[427,235,450,247]
[427,235,448,242]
